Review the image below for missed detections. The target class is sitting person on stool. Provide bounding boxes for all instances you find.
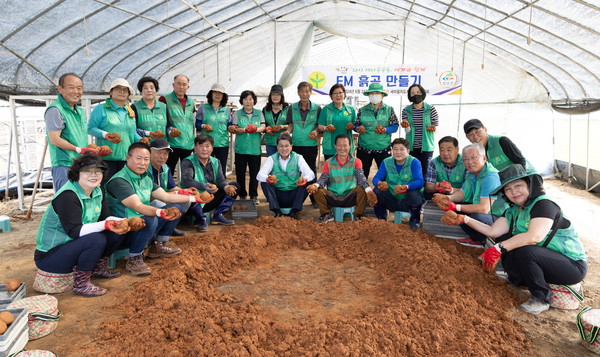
[441,164,587,314]
[307,134,377,223]
[432,143,502,248]
[372,138,424,231]
[257,133,315,219]
[106,142,205,276]
[181,134,240,231]
[424,136,467,200]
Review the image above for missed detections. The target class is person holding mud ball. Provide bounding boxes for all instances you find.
[106,143,210,276]
[34,154,134,297]
[424,136,467,200]
[441,164,587,314]
[131,76,173,144]
[263,84,290,157]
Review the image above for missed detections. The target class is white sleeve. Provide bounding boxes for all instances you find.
[404,126,411,135]
[297,155,316,181]
[80,217,125,236]
[256,156,274,182]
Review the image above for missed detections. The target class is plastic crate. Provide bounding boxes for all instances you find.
[0,308,28,357]
[231,200,258,220]
[422,201,466,239]
[0,283,26,309]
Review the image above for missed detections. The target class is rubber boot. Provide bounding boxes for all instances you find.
[91,256,120,279]
[212,195,235,225]
[73,268,107,297]
[409,205,421,231]
[190,203,208,231]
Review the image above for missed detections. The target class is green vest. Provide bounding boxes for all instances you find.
[264,107,288,146]
[433,155,466,189]
[202,103,230,148]
[404,102,435,151]
[291,101,319,147]
[358,103,391,150]
[107,165,154,218]
[234,108,262,155]
[147,164,170,190]
[183,154,219,193]
[486,134,536,174]
[99,99,137,161]
[35,181,103,252]
[504,195,586,261]
[327,155,357,196]
[134,99,168,134]
[270,152,301,191]
[383,155,414,200]
[320,102,356,156]
[46,94,88,167]
[165,91,195,150]
[461,162,507,216]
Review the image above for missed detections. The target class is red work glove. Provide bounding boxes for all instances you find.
[266,127,274,135]
[325,124,336,133]
[394,185,408,195]
[296,174,306,187]
[400,120,410,128]
[479,244,502,271]
[98,145,112,157]
[345,122,355,131]
[267,175,278,184]
[308,131,318,140]
[176,189,193,196]
[169,128,181,137]
[77,147,99,155]
[440,211,465,225]
[432,193,457,211]
[202,124,213,133]
[426,125,436,133]
[149,130,165,139]
[435,181,453,194]
[106,132,122,144]
[245,124,257,133]
[377,181,389,191]
[195,193,214,204]
[356,125,366,134]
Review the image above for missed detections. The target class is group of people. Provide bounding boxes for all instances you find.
[38,72,587,316]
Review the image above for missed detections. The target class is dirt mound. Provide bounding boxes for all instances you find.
[92,218,530,356]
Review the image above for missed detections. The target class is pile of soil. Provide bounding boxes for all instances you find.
[90,218,530,356]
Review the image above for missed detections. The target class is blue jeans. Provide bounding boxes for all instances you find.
[373,188,422,218]
[265,145,278,157]
[121,203,182,256]
[261,182,308,212]
[51,166,69,192]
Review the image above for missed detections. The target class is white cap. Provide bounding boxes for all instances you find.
[109,78,135,96]
[210,83,226,93]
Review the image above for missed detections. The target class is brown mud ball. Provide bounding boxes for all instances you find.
[128,216,145,231]
[240,205,248,210]
[326,124,335,132]
[432,194,449,210]
[199,192,212,202]
[0,311,14,326]
[5,279,20,291]
[233,206,240,210]
[162,206,181,220]
[0,320,6,335]
[114,220,129,230]
[87,143,98,149]
[272,125,282,132]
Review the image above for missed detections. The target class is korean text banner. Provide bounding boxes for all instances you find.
[302,65,462,96]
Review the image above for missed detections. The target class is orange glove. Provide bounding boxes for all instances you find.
[325,124,336,133]
[308,131,318,140]
[345,122,355,131]
[106,132,121,144]
[400,120,410,128]
[394,185,408,195]
[356,125,366,134]
[440,210,465,225]
[267,175,278,184]
[377,181,389,191]
[139,137,150,145]
[149,130,165,139]
[202,124,213,133]
[169,128,181,137]
[426,125,436,133]
[228,125,238,134]
[366,190,378,206]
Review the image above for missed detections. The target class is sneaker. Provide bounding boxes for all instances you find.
[317,213,334,223]
[251,196,260,205]
[519,296,550,314]
[457,237,484,248]
[126,255,151,276]
[146,241,182,259]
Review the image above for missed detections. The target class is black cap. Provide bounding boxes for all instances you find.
[270,84,284,95]
[463,119,484,134]
[149,138,172,152]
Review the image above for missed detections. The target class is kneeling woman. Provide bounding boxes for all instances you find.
[35,154,131,297]
[447,164,587,314]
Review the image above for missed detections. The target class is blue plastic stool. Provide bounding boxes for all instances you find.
[333,207,354,222]
[393,211,410,224]
[0,216,11,232]
[280,208,292,215]
[107,248,129,269]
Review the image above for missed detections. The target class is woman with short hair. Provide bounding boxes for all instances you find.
[132,76,174,143]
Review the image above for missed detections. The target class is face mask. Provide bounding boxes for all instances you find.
[409,94,424,104]
[369,93,382,105]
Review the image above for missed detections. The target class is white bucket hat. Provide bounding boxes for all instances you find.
[109,78,135,96]
[210,83,226,93]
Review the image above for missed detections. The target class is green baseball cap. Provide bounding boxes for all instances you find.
[363,83,388,97]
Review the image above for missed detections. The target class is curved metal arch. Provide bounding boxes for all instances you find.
[1,0,66,42]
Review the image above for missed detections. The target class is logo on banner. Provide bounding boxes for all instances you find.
[439,71,458,88]
[308,72,326,89]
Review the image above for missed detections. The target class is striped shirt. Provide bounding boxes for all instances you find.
[401,106,439,149]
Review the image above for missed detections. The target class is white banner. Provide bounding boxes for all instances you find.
[302,65,462,97]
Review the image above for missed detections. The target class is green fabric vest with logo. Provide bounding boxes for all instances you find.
[35,180,103,252]
[183,154,219,193]
[433,155,466,188]
[107,165,154,218]
[235,108,262,155]
[134,99,168,134]
[504,195,586,261]
[461,162,508,216]
[358,104,391,150]
[202,103,230,148]
[98,99,137,161]
[165,91,195,150]
[486,134,537,174]
[264,107,288,146]
[270,152,301,191]
[327,155,357,196]
[383,155,414,200]
[291,101,319,147]
[46,94,89,167]
[404,102,435,151]
[146,164,170,190]
[320,102,356,156]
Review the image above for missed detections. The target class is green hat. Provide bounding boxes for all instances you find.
[363,83,388,97]
[490,164,542,195]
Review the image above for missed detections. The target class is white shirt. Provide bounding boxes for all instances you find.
[256,154,315,183]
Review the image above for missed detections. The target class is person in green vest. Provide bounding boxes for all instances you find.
[34,154,132,296]
[195,83,233,176]
[230,90,266,205]
[400,84,439,179]
[105,143,207,276]
[88,78,142,184]
[307,134,378,223]
[286,81,321,208]
[181,134,240,230]
[45,73,106,191]
[424,136,467,200]
[447,164,587,314]
[257,133,315,219]
[432,144,502,248]
[463,118,536,174]
[372,138,424,230]
[132,77,175,143]
[158,74,196,176]
[263,84,289,157]
[318,83,356,161]
[355,83,399,180]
